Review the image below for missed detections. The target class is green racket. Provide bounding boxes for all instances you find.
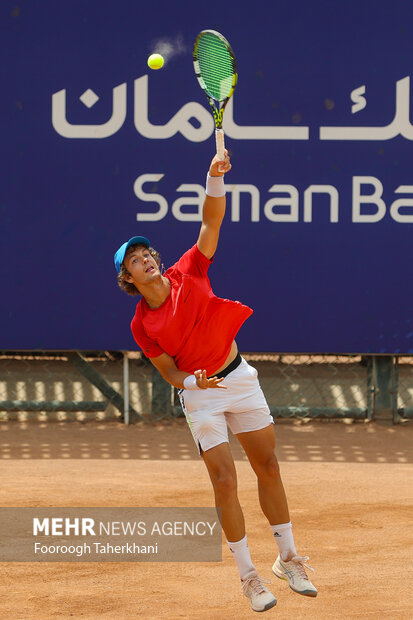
[193,30,238,160]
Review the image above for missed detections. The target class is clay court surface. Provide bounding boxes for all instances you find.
[1,418,412,619]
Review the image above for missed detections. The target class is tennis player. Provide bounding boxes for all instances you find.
[114,152,317,612]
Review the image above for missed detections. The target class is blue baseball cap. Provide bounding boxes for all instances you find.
[114,236,151,273]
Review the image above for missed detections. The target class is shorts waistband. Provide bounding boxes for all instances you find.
[209,352,242,380]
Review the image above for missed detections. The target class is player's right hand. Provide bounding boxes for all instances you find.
[209,150,231,177]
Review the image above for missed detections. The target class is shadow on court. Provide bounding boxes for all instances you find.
[0,418,412,463]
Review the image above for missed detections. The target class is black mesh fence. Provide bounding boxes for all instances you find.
[0,352,412,424]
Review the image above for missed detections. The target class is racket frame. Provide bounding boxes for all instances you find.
[193,29,238,159]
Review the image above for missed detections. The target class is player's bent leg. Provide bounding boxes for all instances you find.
[235,424,290,525]
[202,442,277,612]
[201,441,244,542]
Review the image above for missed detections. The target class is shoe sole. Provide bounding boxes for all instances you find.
[251,598,277,612]
[272,567,318,598]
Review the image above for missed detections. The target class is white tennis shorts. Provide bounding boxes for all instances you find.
[179,357,273,455]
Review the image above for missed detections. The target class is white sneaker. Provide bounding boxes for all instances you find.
[272,554,318,597]
[241,570,277,612]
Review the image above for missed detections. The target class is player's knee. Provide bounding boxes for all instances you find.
[257,454,281,480]
[211,469,237,498]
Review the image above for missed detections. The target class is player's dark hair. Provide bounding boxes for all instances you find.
[117,243,162,296]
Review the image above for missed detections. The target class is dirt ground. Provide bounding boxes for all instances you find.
[1,417,412,620]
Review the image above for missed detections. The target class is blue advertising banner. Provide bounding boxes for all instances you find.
[1,0,412,353]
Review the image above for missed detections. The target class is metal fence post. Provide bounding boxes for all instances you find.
[366,356,374,421]
[372,356,397,420]
[123,352,130,426]
[392,357,402,424]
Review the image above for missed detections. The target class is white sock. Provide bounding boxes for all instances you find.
[226,534,256,580]
[270,521,297,561]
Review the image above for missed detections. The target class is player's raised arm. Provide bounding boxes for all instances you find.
[197,151,231,260]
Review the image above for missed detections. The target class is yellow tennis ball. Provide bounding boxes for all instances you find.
[147,53,164,70]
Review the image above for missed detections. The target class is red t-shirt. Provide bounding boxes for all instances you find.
[131,244,253,375]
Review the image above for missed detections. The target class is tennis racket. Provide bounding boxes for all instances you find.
[193,30,237,160]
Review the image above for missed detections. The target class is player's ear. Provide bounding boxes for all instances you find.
[121,266,134,284]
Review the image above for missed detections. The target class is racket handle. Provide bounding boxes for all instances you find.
[215,129,225,160]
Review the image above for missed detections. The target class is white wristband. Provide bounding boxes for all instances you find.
[206,173,225,197]
[183,374,201,390]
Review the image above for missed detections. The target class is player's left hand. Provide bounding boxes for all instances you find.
[209,150,231,177]
[194,369,227,389]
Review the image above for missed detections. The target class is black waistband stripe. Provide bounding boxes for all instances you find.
[209,352,242,380]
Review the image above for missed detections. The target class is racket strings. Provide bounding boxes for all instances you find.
[197,34,234,101]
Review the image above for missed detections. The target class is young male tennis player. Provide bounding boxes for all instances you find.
[114,152,317,612]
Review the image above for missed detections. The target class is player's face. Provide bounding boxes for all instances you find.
[124,247,160,286]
